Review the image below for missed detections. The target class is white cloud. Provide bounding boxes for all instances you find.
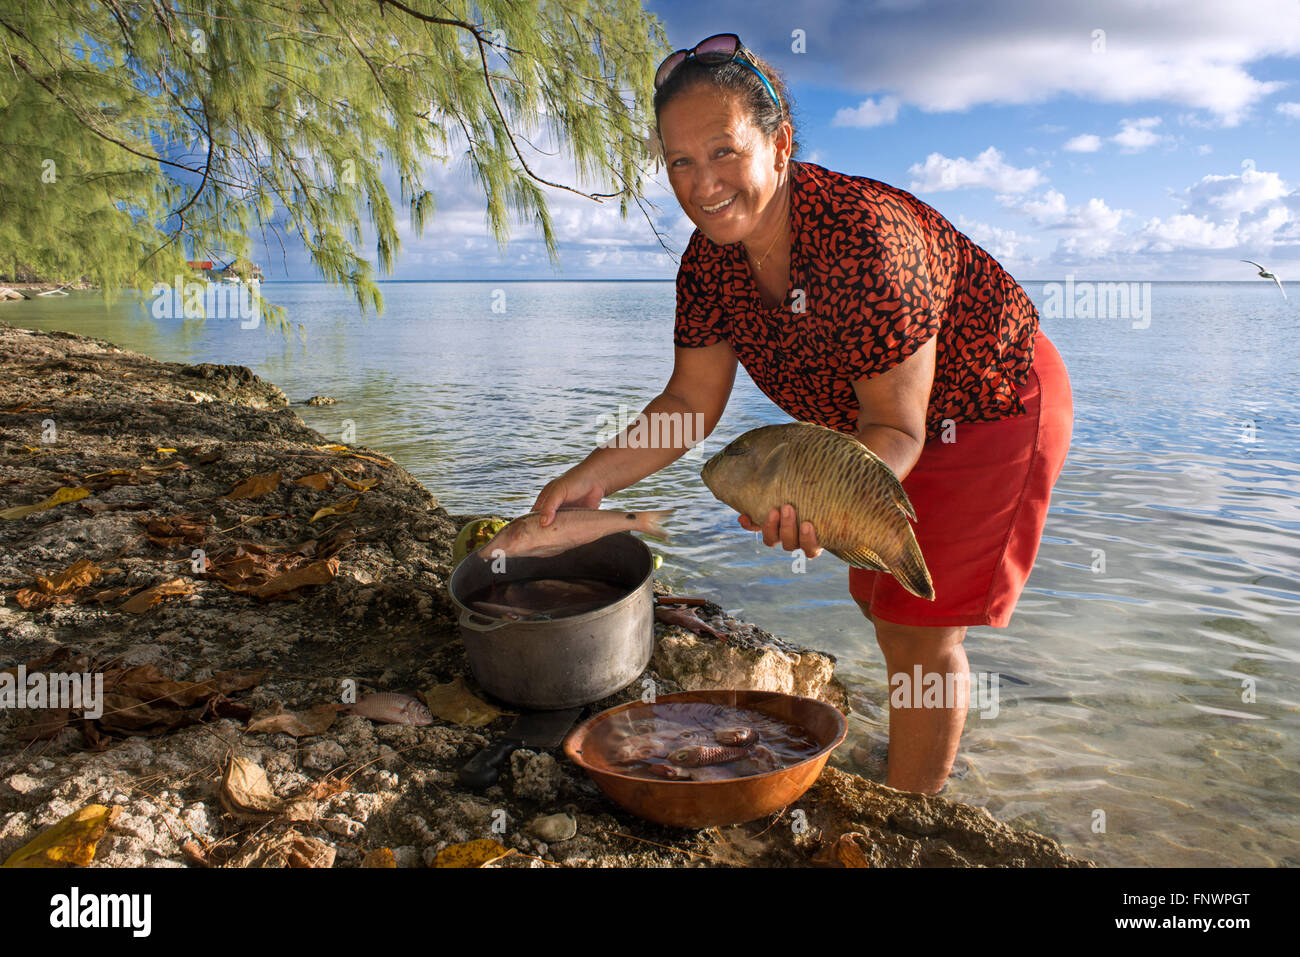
[998,190,1128,257]
[1111,116,1166,152]
[908,147,1044,193]
[1196,144,1213,154]
[832,95,901,127]
[1181,161,1290,216]
[1277,102,1300,119]
[752,0,1300,125]
[1063,134,1102,152]
[956,215,1029,260]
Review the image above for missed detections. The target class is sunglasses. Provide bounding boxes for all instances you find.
[654,33,781,110]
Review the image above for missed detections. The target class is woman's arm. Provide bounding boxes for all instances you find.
[851,332,935,480]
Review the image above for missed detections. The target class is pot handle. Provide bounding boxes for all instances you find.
[459,609,512,632]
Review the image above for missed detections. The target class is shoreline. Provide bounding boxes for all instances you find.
[0,319,1089,867]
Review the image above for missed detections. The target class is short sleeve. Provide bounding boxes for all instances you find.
[838,207,940,381]
[673,230,730,348]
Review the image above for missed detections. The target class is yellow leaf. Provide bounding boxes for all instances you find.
[309,495,360,523]
[0,486,90,520]
[331,467,378,491]
[314,443,349,453]
[156,447,177,454]
[422,677,504,728]
[118,577,194,614]
[361,848,397,868]
[434,839,512,868]
[2,805,121,867]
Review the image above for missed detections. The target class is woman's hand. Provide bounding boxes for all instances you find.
[738,504,823,558]
[531,464,608,527]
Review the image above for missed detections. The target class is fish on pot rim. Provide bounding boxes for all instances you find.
[700,422,934,601]
[478,508,674,560]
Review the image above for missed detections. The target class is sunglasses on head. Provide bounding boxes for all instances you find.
[654,33,781,110]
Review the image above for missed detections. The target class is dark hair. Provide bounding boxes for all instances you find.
[653,48,799,158]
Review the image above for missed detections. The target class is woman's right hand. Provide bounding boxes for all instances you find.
[531,464,608,527]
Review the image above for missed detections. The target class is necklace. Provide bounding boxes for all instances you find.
[745,184,790,271]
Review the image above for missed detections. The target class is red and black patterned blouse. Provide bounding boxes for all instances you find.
[673,160,1039,441]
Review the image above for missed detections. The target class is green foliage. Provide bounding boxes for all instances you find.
[0,0,669,325]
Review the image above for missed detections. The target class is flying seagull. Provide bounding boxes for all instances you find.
[1241,260,1287,300]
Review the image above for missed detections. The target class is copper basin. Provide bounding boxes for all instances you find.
[564,690,847,829]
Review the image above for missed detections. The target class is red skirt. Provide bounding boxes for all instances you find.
[849,329,1073,627]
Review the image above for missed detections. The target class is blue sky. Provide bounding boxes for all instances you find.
[256,0,1300,283]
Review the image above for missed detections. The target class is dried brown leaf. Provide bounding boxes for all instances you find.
[118,577,193,614]
[223,471,282,500]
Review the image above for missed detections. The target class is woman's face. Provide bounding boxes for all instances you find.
[659,84,790,247]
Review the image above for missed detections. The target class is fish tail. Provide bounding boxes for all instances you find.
[894,530,935,601]
[639,508,675,541]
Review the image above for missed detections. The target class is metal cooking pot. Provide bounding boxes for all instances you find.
[448,531,655,710]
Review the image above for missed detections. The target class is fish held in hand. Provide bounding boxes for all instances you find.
[700,422,934,600]
[480,508,674,560]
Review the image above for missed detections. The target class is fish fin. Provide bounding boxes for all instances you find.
[859,443,918,522]
[892,530,935,601]
[832,544,889,572]
[639,508,675,541]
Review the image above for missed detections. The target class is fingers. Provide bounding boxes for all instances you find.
[741,505,821,558]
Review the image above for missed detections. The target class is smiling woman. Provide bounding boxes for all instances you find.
[532,33,1074,797]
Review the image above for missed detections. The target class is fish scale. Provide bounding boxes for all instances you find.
[700,421,934,600]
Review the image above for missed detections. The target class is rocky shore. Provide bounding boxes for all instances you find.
[0,320,1090,867]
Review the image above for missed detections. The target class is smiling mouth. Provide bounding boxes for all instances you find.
[701,195,736,214]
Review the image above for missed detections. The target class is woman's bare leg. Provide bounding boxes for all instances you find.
[854,598,969,794]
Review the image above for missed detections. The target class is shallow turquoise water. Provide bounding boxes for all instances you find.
[7,279,1299,866]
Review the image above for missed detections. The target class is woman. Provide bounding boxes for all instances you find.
[532,34,1073,795]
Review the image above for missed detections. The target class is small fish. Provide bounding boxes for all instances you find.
[714,727,758,747]
[654,606,727,641]
[668,744,754,767]
[345,692,433,726]
[649,764,692,780]
[472,600,549,621]
[733,745,783,775]
[504,578,626,610]
[480,508,674,560]
[688,765,735,782]
[700,422,934,600]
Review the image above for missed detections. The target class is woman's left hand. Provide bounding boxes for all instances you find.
[738,504,823,558]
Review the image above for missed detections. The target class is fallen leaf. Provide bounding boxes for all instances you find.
[118,577,193,614]
[109,666,265,708]
[141,513,209,547]
[0,486,90,520]
[245,703,339,738]
[433,839,512,868]
[2,805,121,867]
[228,829,335,868]
[330,467,379,491]
[309,495,360,523]
[96,693,196,736]
[250,557,339,600]
[219,756,283,821]
[84,584,141,604]
[361,848,397,868]
[138,460,189,474]
[14,707,71,742]
[223,471,282,500]
[814,832,872,868]
[422,677,503,727]
[293,472,333,491]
